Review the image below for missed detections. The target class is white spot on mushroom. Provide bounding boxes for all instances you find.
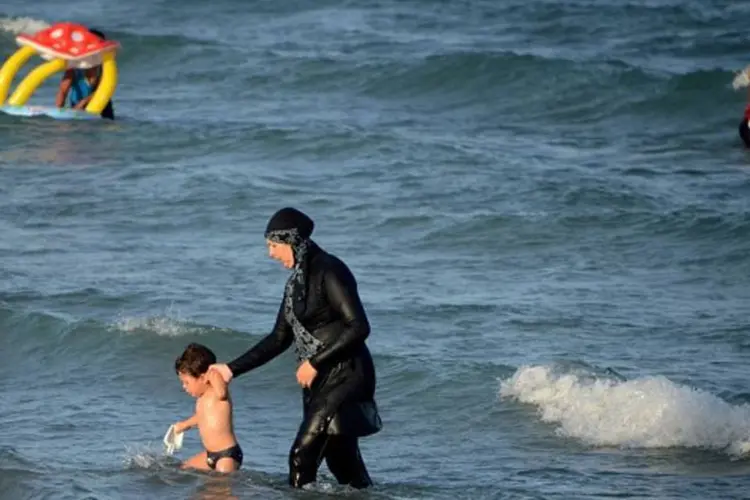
[71,31,84,43]
[70,47,79,54]
[51,28,63,39]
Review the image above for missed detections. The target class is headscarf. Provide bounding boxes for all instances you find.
[265,207,323,361]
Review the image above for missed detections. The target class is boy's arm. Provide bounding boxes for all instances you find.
[73,95,94,110]
[55,71,73,108]
[73,71,105,110]
[207,368,228,401]
[174,414,198,434]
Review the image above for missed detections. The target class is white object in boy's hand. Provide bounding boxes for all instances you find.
[163,424,184,455]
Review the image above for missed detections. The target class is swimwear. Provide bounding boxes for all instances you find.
[226,235,380,489]
[69,70,93,108]
[206,444,243,470]
[67,69,116,120]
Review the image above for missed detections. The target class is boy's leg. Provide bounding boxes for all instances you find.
[181,451,210,471]
[213,457,240,473]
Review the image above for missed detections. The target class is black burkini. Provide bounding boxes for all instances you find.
[227,207,382,489]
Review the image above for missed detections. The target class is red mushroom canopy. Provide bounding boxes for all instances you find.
[16,22,120,68]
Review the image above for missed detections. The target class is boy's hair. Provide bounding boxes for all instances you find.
[175,343,216,377]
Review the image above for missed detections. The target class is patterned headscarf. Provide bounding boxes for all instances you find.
[265,208,323,362]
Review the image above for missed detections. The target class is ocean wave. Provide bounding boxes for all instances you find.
[500,363,750,459]
[0,302,247,361]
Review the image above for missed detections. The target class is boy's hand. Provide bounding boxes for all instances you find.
[208,363,233,383]
[173,414,198,434]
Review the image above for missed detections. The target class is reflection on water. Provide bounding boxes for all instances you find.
[0,115,123,167]
[189,475,240,500]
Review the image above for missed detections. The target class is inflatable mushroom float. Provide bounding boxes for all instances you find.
[0,22,120,118]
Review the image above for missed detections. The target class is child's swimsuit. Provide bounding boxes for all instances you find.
[206,444,243,470]
[68,69,116,120]
[68,69,93,108]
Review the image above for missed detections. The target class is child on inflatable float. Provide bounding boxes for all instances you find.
[55,28,115,120]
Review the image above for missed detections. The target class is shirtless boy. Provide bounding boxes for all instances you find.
[173,343,243,473]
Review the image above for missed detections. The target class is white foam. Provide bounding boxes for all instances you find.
[122,443,167,469]
[499,365,750,458]
[733,68,750,90]
[0,16,49,35]
[113,315,196,336]
[112,305,199,337]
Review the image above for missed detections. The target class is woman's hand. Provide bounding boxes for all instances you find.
[296,360,318,388]
[208,363,233,383]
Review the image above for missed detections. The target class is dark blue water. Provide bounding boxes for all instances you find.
[2,1,750,498]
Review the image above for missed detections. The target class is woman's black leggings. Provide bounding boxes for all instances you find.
[288,410,372,489]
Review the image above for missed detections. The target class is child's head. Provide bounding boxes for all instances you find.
[175,343,216,397]
[89,28,106,40]
[87,28,106,75]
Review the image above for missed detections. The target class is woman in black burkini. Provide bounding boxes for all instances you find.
[211,207,382,489]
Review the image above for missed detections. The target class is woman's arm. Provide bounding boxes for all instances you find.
[226,299,293,378]
[308,259,370,370]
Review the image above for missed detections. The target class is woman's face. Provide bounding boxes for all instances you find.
[266,239,294,268]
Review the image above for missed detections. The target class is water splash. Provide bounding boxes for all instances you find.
[123,443,174,469]
[732,65,750,90]
[500,364,750,458]
[111,305,201,337]
[0,16,49,35]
